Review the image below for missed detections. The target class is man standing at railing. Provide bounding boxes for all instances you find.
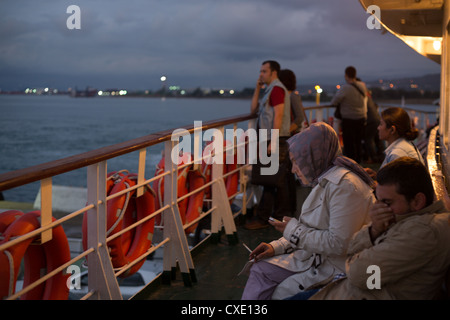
[245,60,295,230]
[331,66,367,163]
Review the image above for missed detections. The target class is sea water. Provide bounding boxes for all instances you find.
[0,95,256,202]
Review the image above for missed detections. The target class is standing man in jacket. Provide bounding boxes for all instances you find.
[331,66,367,163]
[245,60,295,229]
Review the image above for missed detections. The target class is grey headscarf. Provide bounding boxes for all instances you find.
[287,122,374,188]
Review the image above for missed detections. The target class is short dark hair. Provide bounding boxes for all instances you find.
[345,66,357,79]
[263,60,281,75]
[377,157,435,206]
[279,69,297,91]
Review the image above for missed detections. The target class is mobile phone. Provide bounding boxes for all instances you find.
[268,217,281,223]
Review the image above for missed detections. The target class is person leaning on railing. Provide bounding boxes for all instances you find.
[330,66,367,164]
[278,69,306,136]
[245,60,296,230]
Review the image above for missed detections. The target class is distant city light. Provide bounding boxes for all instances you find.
[315,85,323,94]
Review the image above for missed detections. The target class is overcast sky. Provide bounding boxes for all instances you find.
[0,0,441,91]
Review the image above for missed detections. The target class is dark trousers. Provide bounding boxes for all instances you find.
[255,138,296,221]
[341,118,365,163]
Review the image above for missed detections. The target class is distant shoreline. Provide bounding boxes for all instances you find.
[374,98,438,105]
[0,92,439,106]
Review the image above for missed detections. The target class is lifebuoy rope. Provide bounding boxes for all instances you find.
[106,180,132,237]
[4,250,14,297]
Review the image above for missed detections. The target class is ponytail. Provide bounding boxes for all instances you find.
[404,128,419,141]
[381,107,417,141]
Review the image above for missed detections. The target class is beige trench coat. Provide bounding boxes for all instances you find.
[266,166,375,300]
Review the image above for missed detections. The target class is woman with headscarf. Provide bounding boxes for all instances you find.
[241,122,376,300]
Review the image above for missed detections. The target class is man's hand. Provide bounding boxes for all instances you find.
[369,201,395,242]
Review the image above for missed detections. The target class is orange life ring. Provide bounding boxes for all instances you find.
[184,166,206,234]
[106,174,156,278]
[202,140,239,204]
[153,152,208,234]
[82,170,128,254]
[81,171,156,278]
[152,153,191,228]
[0,210,71,300]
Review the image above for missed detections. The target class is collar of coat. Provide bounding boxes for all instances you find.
[318,166,349,187]
[394,199,447,223]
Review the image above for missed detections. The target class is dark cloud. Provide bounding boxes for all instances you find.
[0,0,441,91]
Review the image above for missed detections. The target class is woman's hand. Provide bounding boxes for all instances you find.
[268,216,292,233]
[249,242,274,262]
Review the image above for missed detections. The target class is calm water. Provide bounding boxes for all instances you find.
[0,95,438,203]
[0,95,257,202]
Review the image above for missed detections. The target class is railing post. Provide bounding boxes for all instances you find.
[211,126,238,245]
[316,108,324,122]
[39,178,53,243]
[137,148,146,197]
[161,139,196,286]
[86,161,122,300]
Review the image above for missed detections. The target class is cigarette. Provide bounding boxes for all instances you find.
[243,243,252,253]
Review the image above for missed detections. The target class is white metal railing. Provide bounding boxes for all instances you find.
[304,103,438,141]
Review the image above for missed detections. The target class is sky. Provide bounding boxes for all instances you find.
[0,0,442,92]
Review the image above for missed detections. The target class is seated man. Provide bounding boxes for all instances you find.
[309,157,450,300]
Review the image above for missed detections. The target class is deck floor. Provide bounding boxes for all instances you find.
[135,220,281,300]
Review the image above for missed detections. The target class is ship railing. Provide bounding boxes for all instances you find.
[304,103,438,141]
[0,113,257,300]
